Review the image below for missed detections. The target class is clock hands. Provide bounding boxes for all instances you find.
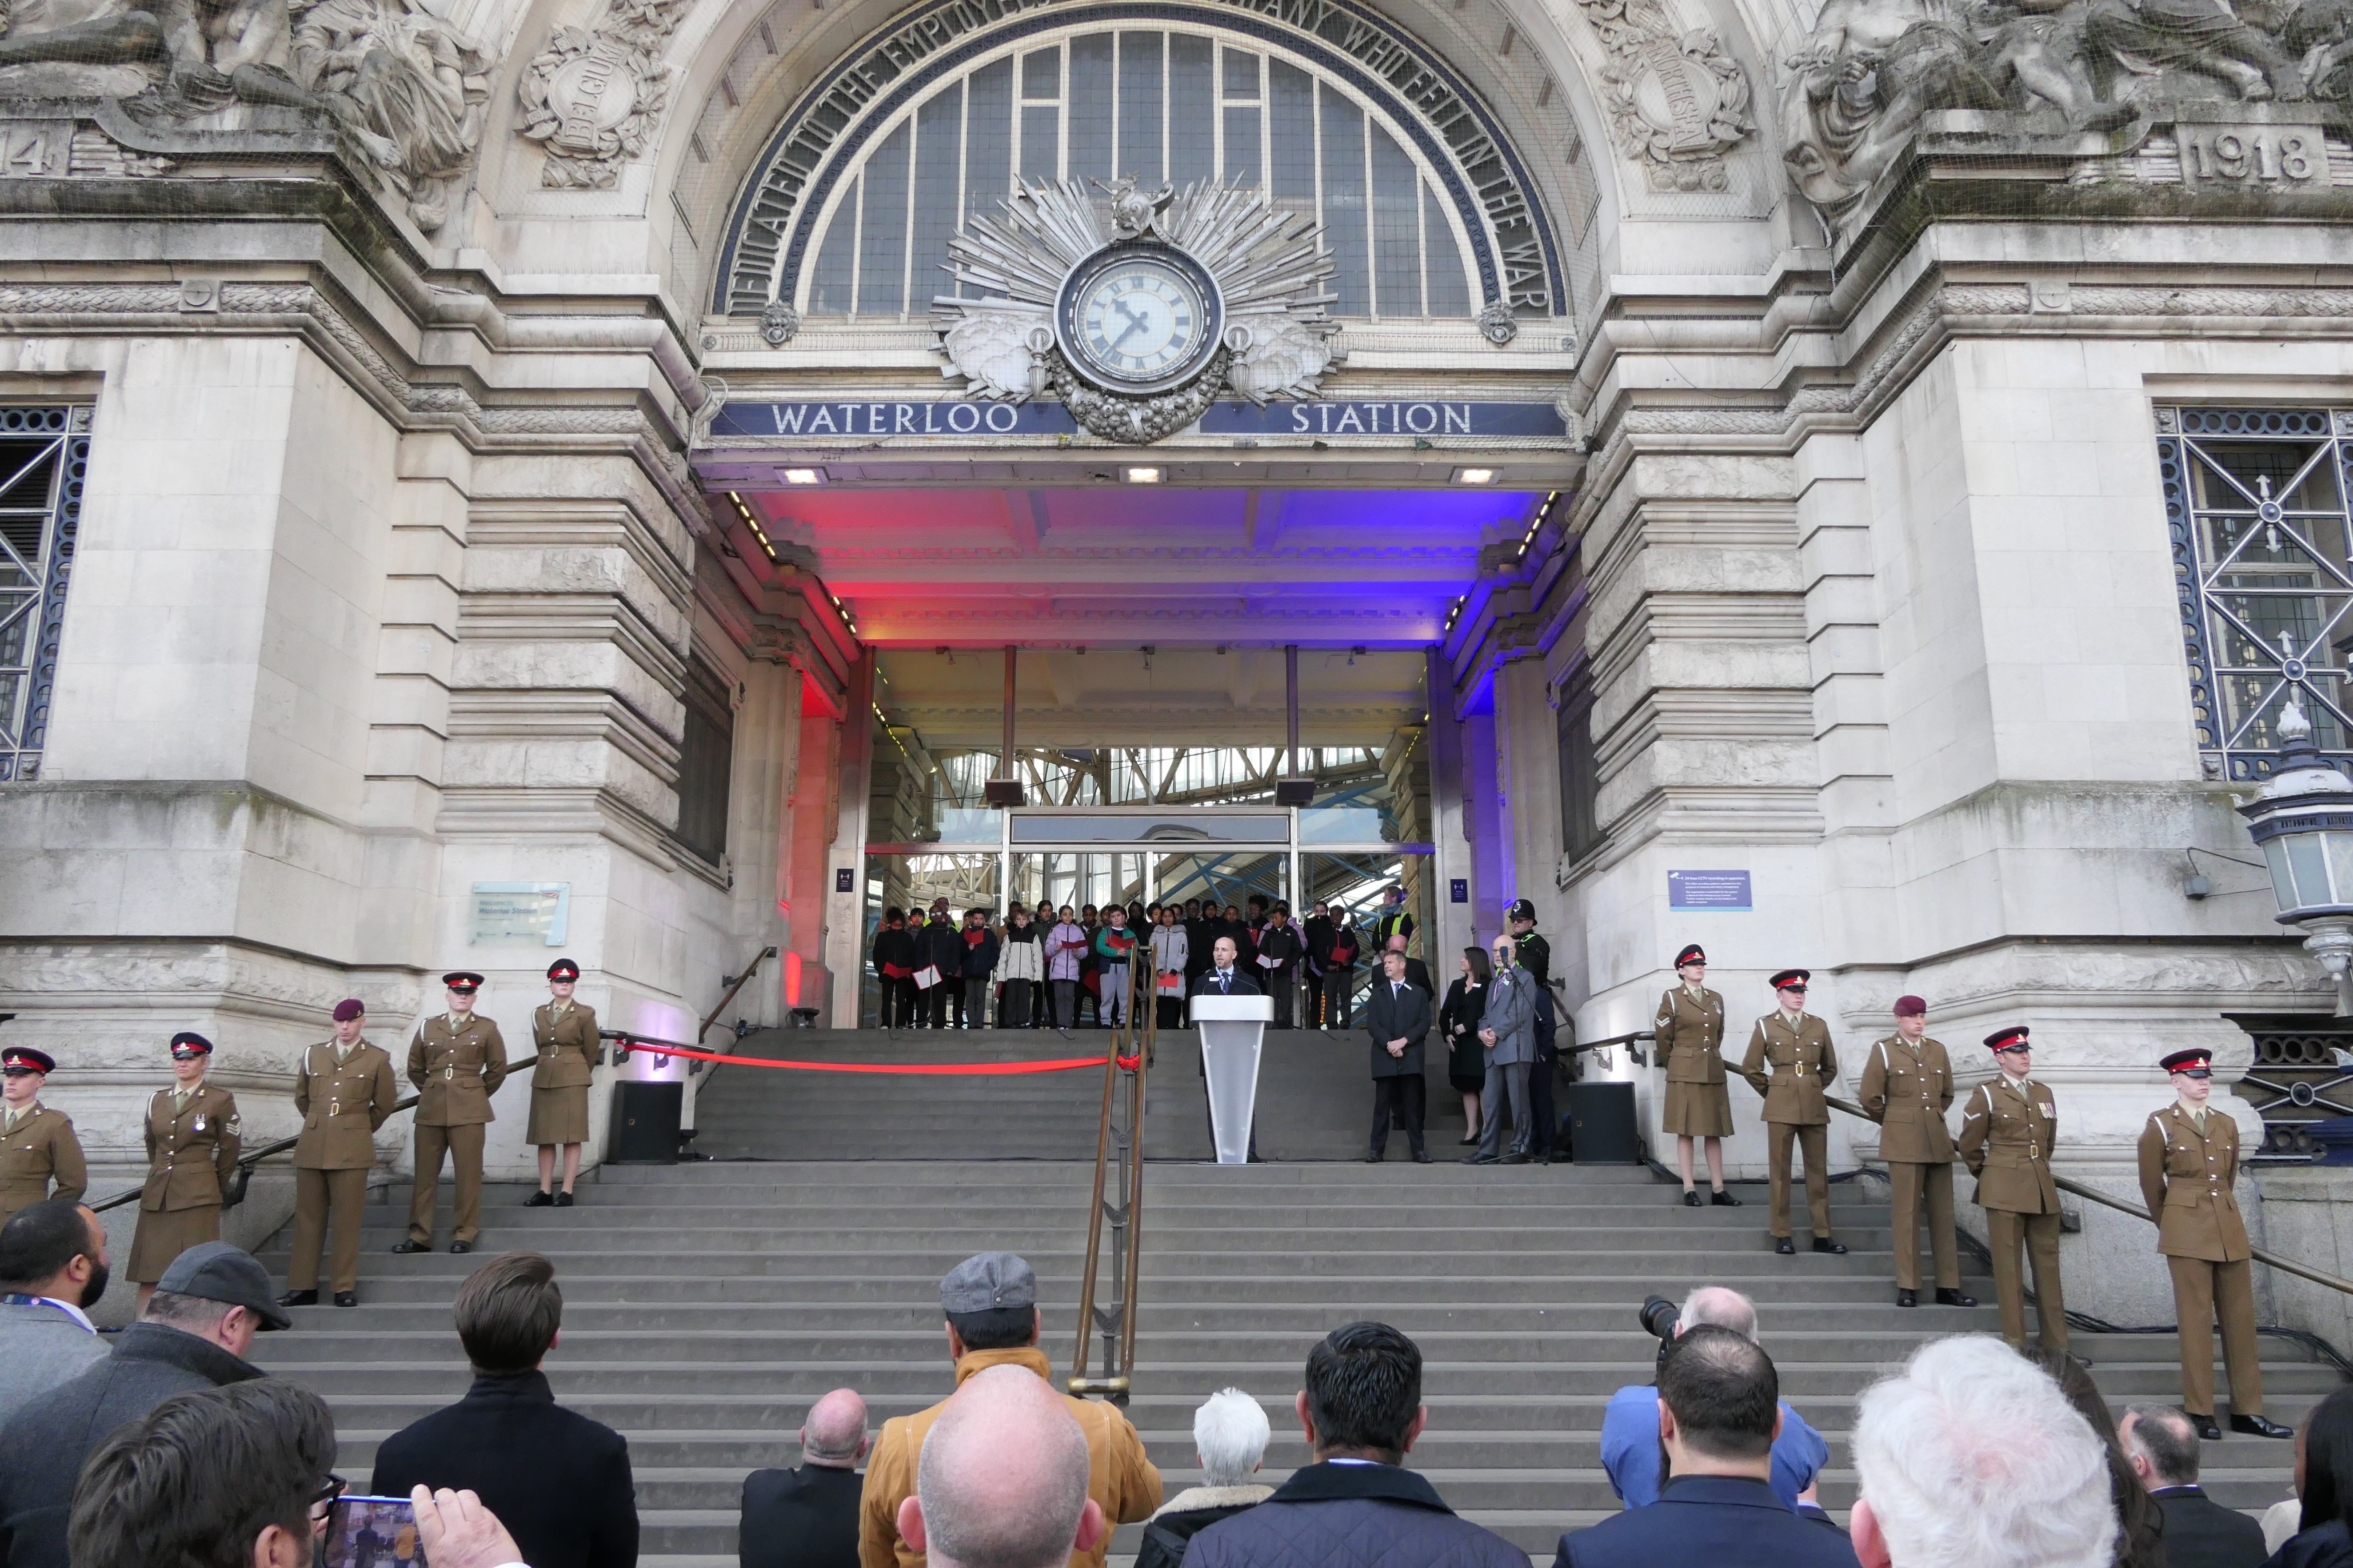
[1108,296,1153,351]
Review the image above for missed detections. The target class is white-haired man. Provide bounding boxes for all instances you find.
[1599,1285,1828,1509]
[1852,1336,2118,1568]
[1135,1389,1275,1568]
[896,1365,1107,1568]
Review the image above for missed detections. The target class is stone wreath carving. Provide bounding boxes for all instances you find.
[1575,0,1756,192]
[516,0,687,189]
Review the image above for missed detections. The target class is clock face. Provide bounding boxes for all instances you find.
[1056,246,1222,394]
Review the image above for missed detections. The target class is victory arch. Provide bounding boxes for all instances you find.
[12,0,2353,1361]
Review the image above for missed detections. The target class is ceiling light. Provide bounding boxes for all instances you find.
[780,467,825,485]
[1454,467,1496,485]
[1125,467,1162,484]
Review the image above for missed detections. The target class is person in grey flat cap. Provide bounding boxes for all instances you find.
[857,1251,1161,1568]
[0,1240,288,1568]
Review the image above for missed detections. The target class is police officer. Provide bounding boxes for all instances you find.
[0,1045,85,1228]
[280,998,399,1307]
[1740,970,1844,1255]
[396,972,509,1255]
[1958,1025,2065,1350]
[128,1032,242,1312]
[1654,944,1736,1206]
[2140,1046,2293,1440]
[1507,898,1560,1165]
[1858,997,1973,1309]
[527,958,598,1208]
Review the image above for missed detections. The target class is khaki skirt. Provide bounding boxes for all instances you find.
[1662,1078,1735,1138]
[129,1203,221,1283]
[527,1085,591,1146]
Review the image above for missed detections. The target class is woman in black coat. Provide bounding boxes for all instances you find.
[2268,1386,2353,1568]
[1439,947,1492,1146]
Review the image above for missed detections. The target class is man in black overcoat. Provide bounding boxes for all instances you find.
[1365,948,1432,1164]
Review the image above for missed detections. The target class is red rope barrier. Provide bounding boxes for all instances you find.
[617,1041,1141,1075]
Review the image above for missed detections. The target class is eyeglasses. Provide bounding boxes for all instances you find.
[310,1475,347,1527]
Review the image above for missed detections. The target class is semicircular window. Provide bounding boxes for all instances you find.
[794,25,1476,324]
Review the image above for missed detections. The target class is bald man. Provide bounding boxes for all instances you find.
[743,1388,871,1568]
[898,1366,1107,1568]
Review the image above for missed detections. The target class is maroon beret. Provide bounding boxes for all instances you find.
[332,998,365,1022]
[1893,995,1927,1017]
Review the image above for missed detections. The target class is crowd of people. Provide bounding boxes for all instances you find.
[2,1204,2337,1568]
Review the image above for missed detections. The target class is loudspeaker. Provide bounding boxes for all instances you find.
[1563,1081,1640,1165]
[1273,779,1315,806]
[607,1081,683,1165]
[983,779,1025,806]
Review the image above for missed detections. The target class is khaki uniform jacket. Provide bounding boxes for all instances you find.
[1859,1035,1957,1163]
[408,1013,509,1126]
[1958,1077,2060,1214]
[859,1346,1162,1568]
[140,1083,242,1211]
[2138,1101,2253,1262]
[294,1040,400,1170]
[0,1105,86,1214]
[1654,986,1727,1085]
[1740,1012,1837,1125]
[530,1001,599,1091]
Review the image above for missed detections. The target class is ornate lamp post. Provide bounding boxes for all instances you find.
[2239,695,2353,1015]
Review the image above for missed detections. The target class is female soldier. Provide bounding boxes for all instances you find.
[526,958,598,1207]
[130,1032,240,1310]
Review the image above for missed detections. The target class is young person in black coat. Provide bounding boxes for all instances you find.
[870,910,917,1028]
[1364,947,1433,1162]
[371,1252,638,1568]
[739,1388,867,1568]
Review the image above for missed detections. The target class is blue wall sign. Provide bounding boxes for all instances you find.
[1450,878,1468,904]
[1668,870,1752,912]
[707,398,1567,442]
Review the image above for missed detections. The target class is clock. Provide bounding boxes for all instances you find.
[1054,242,1224,395]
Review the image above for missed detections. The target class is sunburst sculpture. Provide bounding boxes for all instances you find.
[933,176,1340,444]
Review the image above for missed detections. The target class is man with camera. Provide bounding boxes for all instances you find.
[1599,1287,1827,1511]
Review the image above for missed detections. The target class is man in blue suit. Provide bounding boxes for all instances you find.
[1555,1326,1860,1568]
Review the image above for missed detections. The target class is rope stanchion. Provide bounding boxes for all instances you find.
[612,1037,1140,1076]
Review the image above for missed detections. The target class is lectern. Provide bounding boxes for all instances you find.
[1191,993,1273,1164]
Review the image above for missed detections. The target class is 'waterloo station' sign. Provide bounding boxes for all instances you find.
[708,398,1567,441]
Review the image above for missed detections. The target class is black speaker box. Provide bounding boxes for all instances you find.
[1563,1081,1640,1165]
[607,1081,683,1165]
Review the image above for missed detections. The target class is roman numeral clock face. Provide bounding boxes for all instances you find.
[1056,247,1221,394]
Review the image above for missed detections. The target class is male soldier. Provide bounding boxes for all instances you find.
[1858,997,1973,1309]
[2139,1047,2294,1440]
[280,998,398,1307]
[1508,898,1560,1164]
[128,1032,242,1312]
[0,1046,85,1229]
[395,972,508,1256]
[1740,970,1844,1256]
[1958,1025,2065,1351]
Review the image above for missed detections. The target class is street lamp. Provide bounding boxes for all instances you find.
[2239,695,2353,1015]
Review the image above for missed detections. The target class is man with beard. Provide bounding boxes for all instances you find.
[0,1201,111,1424]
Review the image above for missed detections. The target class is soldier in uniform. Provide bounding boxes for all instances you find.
[280,998,399,1307]
[1858,997,1973,1309]
[526,958,598,1208]
[1957,1025,2065,1350]
[1741,970,1845,1255]
[0,1045,85,1228]
[397,971,509,1255]
[1507,899,1561,1165]
[1655,944,1737,1207]
[2139,1046,2294,1440]
[128,1031,242,1311]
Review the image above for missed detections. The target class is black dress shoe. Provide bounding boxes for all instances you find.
[1364,1152,1384,1163]
[1683,1189,1702,1207]
[2190,1413,2222,1441]
[524,1189,554,1207]
[450,1240,473,1255]
[1710,1190,1742,1206]
[554,1192,574,1208]
[333,1292,359,1308]
[390,1240,432,1254]
[1413,1150,1431,1164]
[1813,1237,1849,1255]
[1462,1154,1498,1165]
[1896,1288,1918,1307]
[1775,1237,1796,1255]
[1934,1288,1978,1307]
[2233,1413,2296,1439]
[276,1289,319,1308]
[1499,1152,1531,1165]
[1457,1133,1479,1145]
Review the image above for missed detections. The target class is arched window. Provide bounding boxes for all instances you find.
[785,25,1479,322]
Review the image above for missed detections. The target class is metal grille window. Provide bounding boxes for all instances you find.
[0,407,90,782]
[2159,406,2353,780]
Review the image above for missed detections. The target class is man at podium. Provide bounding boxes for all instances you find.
[1192,937,1262,1162]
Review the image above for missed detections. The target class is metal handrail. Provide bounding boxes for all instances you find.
[700,947,778,1043]
[88,1095,423,1215]
[1071,953,1152,1400]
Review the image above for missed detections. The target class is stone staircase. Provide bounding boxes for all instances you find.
[251,1026,2328,1567]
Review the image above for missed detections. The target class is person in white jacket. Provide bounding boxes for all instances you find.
[994,906,1045,1028]
[1151,909,1190,1031]
[1046,909,1089,1030]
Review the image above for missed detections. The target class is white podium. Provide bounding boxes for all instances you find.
[1191,994,1273,1165]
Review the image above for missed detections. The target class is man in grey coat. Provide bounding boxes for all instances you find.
[0,1201,111,1425]
[1466,936,1537,1165]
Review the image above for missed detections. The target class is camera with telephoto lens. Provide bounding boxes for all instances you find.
[1638,1295,1679,1369]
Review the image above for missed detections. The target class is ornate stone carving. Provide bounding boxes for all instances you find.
[290,0,491,229]
[758,299,797,346]
[1046,347,1233,445]
[1575,0,1755,190]
[516,0,685,189]
[1476,302,1520,345]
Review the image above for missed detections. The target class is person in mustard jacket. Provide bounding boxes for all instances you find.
[1858,996,1974,1309]
[1654,943,1737,1208]
[526,958,598,1209]
[1958,1025,2065,1351]
[280,997,400,1307]
[128,1031,242,1310]
[1739,969,1843,1255]
[2139,1046,2294,1441]
[0,1045,85,1229]
[397,971,509,1256]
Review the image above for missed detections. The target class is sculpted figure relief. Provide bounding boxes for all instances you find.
[289,0,491,228]
[0,0,311,109]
